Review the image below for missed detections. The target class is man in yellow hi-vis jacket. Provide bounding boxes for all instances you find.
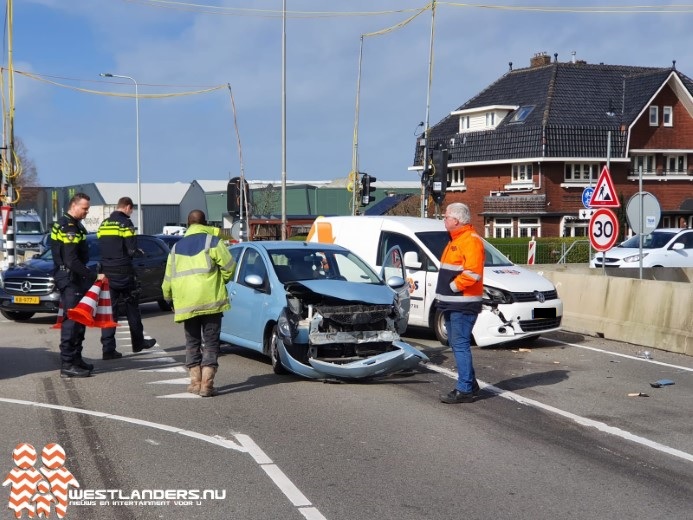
[162,210,235,397]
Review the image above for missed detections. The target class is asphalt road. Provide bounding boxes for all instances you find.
[1,305,691,520]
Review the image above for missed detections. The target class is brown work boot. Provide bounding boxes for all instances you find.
[187,365,202,394]
[199,366,217,398]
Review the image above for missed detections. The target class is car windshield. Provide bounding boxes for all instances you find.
[269,248,382,284]
[619,231,676,249]
[416,231,514,267]
[17,221,43,234]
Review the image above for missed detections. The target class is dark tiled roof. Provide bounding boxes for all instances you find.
[414,62,693,166]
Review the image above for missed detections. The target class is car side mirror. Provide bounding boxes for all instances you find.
[403,251,421,269]
[386,275,406,290]
[244,273,265,289]
[671,242,684,251]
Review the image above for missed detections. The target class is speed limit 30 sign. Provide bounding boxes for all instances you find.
[589,208,619,252]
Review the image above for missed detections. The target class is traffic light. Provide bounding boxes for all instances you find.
[360,173,377,206]
[430,148,448,204]
[227,177,249,217]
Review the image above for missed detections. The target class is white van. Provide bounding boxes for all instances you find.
[308,216,563,347]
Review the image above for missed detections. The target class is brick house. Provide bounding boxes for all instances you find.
[413,52,693,238]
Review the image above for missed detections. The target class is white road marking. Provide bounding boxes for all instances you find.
[140,366,187,373]
[148,378,190,385]
[0,398,327,518]
[425,364,693,463]
[158,393,199,399]
[551,339,693,372]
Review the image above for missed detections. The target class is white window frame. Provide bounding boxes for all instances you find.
[665,154,686,174]
[631,155,656,175]
[663,106,673,127]
[459,116,471,132]
[449,168,465,187]
[649,106,659,126]
[485,112,495,127]
[493,218,513,238]
[518,218,540,238]
[564,163,598,183]
[511,163,533,183]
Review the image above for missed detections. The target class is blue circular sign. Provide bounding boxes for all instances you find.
[582,187,595,209]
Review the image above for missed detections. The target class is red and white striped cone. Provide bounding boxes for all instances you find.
[51,302,64,329]
[66,280,102,327]
[94,279,118,328]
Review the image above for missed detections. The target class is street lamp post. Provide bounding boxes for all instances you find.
[100,73,143,233]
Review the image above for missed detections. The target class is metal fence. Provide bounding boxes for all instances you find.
[488,239,592,265]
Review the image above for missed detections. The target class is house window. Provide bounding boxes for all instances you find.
[663,106,673,126]
[460,116,471,132]
[665,155,686,174]
[493,218,513,238]
[511,163,533,183]
[631,155,656,175]
[564,163,598,183]
[563,220,588,237]
[485,112,495,127]
[518,218,540,238]
[449,168,465,187]
[649,106,658,126]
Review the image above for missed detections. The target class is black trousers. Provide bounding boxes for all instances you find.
[55,272,88,364]
[183,313,222,368]
[101,275,145,353]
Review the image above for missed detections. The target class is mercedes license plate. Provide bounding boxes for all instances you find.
[13,295,39,304]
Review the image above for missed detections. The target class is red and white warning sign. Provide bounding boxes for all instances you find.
[589,165,620,208]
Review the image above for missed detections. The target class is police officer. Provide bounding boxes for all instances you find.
[97,196,156,359]
[52,192,104,378]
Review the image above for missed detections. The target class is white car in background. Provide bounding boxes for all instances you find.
[590,228,693,268]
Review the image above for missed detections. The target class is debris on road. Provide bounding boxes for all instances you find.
[627,392,650,397]
[650,379,675,388]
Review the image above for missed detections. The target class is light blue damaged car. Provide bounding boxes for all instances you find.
[220,241,428,380]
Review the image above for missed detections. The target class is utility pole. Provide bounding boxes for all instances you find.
[420,0,436,218]
[1,0,17,267]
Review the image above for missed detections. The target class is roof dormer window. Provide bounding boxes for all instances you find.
[510,105,534,123]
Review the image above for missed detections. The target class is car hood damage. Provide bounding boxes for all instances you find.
[276,280,428,379]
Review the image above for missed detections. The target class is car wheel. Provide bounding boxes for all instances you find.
[433,309,449,346]
[1,310,35,321]
[157,299,173,312]
[267,325,289,375]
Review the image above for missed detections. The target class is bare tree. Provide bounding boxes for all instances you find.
[251,184,280,216]
[2,137,40,207]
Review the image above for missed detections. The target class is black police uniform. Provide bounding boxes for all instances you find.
[97,210,155,356]
[51,213,95,377]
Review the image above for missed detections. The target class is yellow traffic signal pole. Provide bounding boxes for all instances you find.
[2,0,17,267]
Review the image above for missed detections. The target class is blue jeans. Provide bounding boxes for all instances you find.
[444,311,478,393]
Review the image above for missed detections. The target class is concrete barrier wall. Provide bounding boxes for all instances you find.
[526,266,693,356]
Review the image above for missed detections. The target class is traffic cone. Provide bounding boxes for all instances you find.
[94,279,118,328]
[51,302,64,329]
[67,280,102,327]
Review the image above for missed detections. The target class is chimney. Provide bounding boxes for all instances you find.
[530,52,551,68]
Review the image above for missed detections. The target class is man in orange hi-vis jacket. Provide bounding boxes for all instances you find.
[435,202,485,404]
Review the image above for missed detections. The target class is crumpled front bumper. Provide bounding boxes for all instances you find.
[277,340,429,380]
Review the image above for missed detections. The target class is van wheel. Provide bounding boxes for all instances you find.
[433,309,448,346]
[1,310,35,321]
[267,325,288,375]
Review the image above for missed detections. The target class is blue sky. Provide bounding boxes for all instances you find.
[6,1,693,188]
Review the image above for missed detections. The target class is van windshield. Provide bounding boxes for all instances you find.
[417,231,513,267]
